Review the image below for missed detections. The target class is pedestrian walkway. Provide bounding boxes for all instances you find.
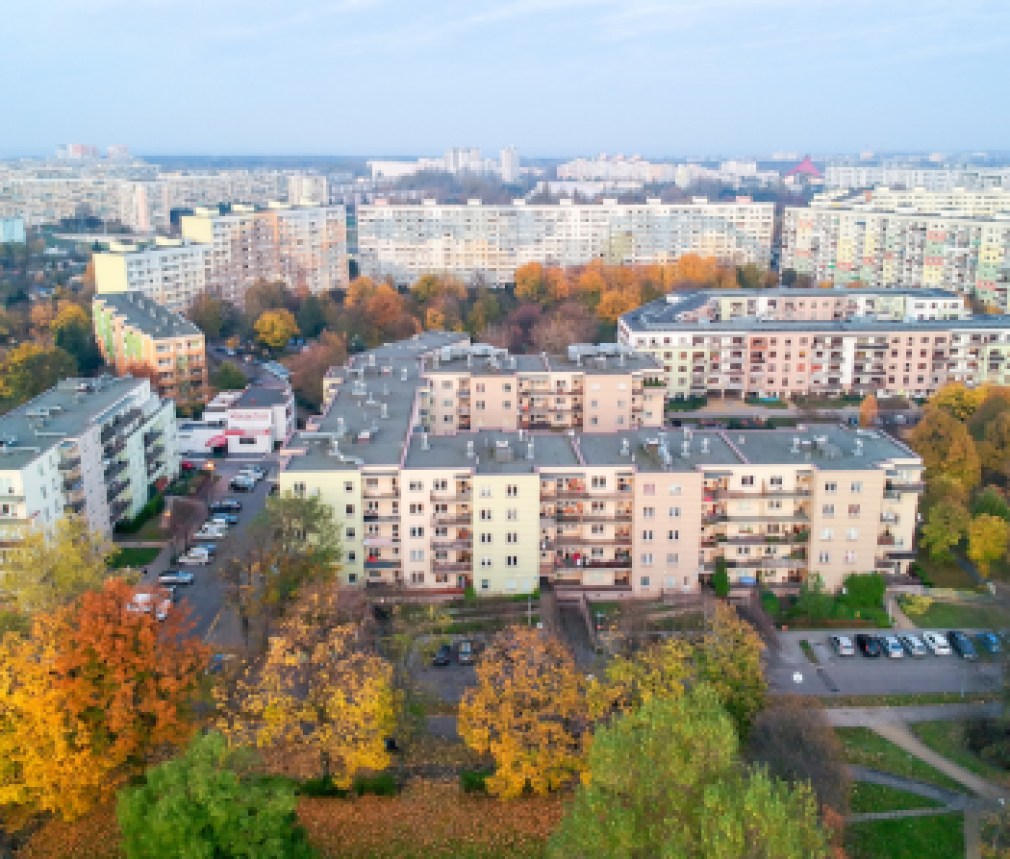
[826,702,1001,727]
[848,765,974,809]
[887,594,916,630]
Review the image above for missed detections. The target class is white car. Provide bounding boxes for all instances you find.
[882,635,904,658]
[194,525,226,540]
[922,630,952,656]
[829,635,855,657]
[177,549,211,566]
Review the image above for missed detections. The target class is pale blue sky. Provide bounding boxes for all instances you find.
[3,0,1008,157]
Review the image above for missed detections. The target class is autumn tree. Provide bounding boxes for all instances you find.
[980,412,1010,483]
[117,732,315,859]
[243,279,294,323]
[410,273,466,305]
[212,360,247,391]
[973,487,1010,521]
[51,303,103,374]
[0,342,76,410]
[908,407,981,491]
[548,686,829,859]
[921,500,970,561]
[529,302,599,353]
[968,514,1010,578]
[254,308,299,351]
[930,382,989,421]
[589,636,693,720]
[284,330,347,410]
[859,393,878,427]
[459,626,587,798]
[187,293,231,339]
[0,579,208,821]
[2,514,113,614]
[514,262,551,305]
[217,586,395,787]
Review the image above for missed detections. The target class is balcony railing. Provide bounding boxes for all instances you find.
[364,558,400,570]
[430,489,472,501]
[363,488,399,499]
[431,513,471,526]
[431,561,471,573]
[105,459,128,479]
[553,556,632,570]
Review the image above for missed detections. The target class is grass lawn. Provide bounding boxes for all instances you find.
[845,813,964,859]
[909,720,1010,787]
[822,692,996,708]
[913,555,983,590]
[850,782,943,813]
[108,546,161,569]
[836,727,964,792]
[899,597,1010,630]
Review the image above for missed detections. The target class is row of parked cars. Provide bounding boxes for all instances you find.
[830,631,1002,661]
[167,497,245,573]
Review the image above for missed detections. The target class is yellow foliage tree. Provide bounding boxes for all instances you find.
[218,587,395,787]
[49,303,90,335]
[968,514,1010,578]
[859,393,878,428]
[459,626,587,798]
[596,288,641,323]
[908,407,981,491]
[254,309,300,351]
[930,382,989,421]
[589,637,693,719]
[345,276,378,308]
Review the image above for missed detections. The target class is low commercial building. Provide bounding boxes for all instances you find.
[202,384,295,455]
[280,334,923,597]
[619,287,1010,400]
[0,377,178,561]
[92,292,208,402]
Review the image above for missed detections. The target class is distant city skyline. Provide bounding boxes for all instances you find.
[2,0,1008,157]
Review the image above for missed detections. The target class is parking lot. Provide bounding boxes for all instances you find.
[768,629,1005,696]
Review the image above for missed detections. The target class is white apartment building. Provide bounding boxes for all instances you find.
[357,197,775,287]
[93,239,210,312]
[279,333,922,597]
[0,377,178,562]
[824,164,1010,192]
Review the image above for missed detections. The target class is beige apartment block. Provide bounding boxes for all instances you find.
[93,292,208,403]
[280,332,923,598]
[93,238,210,313]
[620,287,1010,400]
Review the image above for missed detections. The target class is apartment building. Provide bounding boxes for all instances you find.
[279,333,922,597]
[356,197,775,287]
[0,218,25,244]
[0,377,178,562]
[418,342,664,435]
[824,164,1010,192]
[180,203,348,303]
[619,287,1010,400]
[780,189,1010,308]
[92,292,208,402]
[93,238,210,312]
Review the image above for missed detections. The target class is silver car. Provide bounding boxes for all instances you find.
[882,635,905,658]
[830,634,855,657]
[898,633,928,657]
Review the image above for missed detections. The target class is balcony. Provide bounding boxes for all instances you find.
[885,481,926,493]
[553,532,632,546]
[147,444,165,460]
[431,560,472,573]
[553,555,632,570]
[62,477,83,493]
[105,459,128,479]
[363,512,400,523]
[431,537,473,550]
[430,489,472,502]
[109,498,131,521]
[364,557,400,570]
[713,487,812,499]
[363,487,399,500]
[104,437,127,458]
[106,480,129,502]
[555,510,633,523]
[58,455,81,472]
[431,512,471,526]
[63,498,86,514]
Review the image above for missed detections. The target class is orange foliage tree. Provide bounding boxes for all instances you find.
[0,579,208,822]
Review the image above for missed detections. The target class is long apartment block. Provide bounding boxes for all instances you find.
[780,188,1010,308]
[94,202,348,311]
[619,287,1010,400]
[356,197,775,287]
[280,333,922,597]
[0,377,178,561]
[93,292,208,402]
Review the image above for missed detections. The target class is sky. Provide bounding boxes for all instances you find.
[2,0,1008,158]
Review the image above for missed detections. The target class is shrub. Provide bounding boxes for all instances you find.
[760,591,781,619]
[460,769,491,794]
[900,594,934,617]
[712,559,730,598]
[353,772,399,796]
[299,776,349,797]
[842,573,885,610]
[113,493,165,534]
[463,584,477,603]
[965,717,1010,770]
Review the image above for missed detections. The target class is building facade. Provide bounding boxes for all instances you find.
[356,197,775,287]
[279,333,922,597]
[0,377,178,562]
[619,287,1010,400]
[93,292,208,402]
[202,384,295,455]
[93,238,210,312]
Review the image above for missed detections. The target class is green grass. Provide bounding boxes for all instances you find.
[899,597,1010,629]
[845,813,964,859]
[836,728,964,792]
[850,782,943,813]
[108,546,161,569]
[822,692,996,708]
[909,720,1010,787]
[912,555,983,590]
[665,396,707,412]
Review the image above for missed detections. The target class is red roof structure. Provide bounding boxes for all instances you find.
[786,155,822,178]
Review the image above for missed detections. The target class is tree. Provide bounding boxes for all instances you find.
[921,473,970,516]
[908,408,981,491]
[284,331,347,410]
[295,293,329,339]
[842,572,886,610]
[973,487,1010,521]
[187,293,228,339]
[696,602,766,738]
[117,732,315,859]
[51,303,103,374]
[218,586,395,787]
[980,413,1010,483]
[459,626,587,798]
[0,343,76,410]
[712,556,730,598]
[548,687,829,859]
[529,302,598,353]
[921,500,970,560]
[254,308,299,351]
[409,273,466,305]
[514,262,550,305]
[243,280,293,323]
[930,382,989,421]
[2,514,113,614]
[969,514,1010,578]
[212,360,247,391]
[0,579,208,821]
[859,393,878,427]
[590,636,693,720]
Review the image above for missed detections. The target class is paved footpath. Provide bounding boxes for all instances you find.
[825,702,1001,727]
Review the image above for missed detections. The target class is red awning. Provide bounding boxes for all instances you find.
[206,435,228,447]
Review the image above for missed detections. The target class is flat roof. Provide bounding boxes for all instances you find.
[94,292,202,339]
[404,431,580,473]
[235,385,289,408]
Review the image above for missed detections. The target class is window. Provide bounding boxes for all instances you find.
[641,529,653,541]
[506,555,518,567]
[844,550,856,564]
[741,476,755,486]
[822,504,834,517]
[818,550,830,564]
[475,382,485,393]
[848,504,861,518]
[592,476,607,489]
[506,508,518,520]
[591,524,605,535]
[481,579,490,591]
[409,549,424,561]
[846,528,858,541]
[667,530,679,541]
[503,383,512,392]
[824,481,837,493]
[666,552,679,564]
[480,509,492,521]
[640,576,651,588]
[770,476,783,487]
[669,484,682,495]
[642,506,655,518]
[409,503,424,514]
[346,528,356,539]
[409,481,423,491]
[768,500,782,510]
[344,481,353,493]
[820,528,833,540]
[850,481,862,494]
[668,506,681,518]
[507,532,518,543]
[347,571,357,582]
[409,526,424,538]
[480,486,491,497]
[480,532,492,544]
[506,484,518,497]
[433,479,448,491]
[410,572,425,584]
[293,482,306,496]
[640,553,653,566]
[480,556,492,568]
[643,483,656,495]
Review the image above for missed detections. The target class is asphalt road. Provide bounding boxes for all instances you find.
[136,456,276,644]
[769,628,1005,696]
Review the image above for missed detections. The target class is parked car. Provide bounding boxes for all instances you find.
[922,631,952,656]
[432,644,452,667]
[948,630,978,661]
[855,633,882,657]
[158,571,195,586]
[243,465,267,480]
[210,499,242,512]
[829,635,855,657]
[210,513,239,527]
[975,631,1002,655]
[457,640,475,665]
[237,468,261,483]
[194,526,226,540]
[898,633,928,657]
[178,548,212,565]
[193,542,217,557]
[881,635,904,658]
[230,476,255,492]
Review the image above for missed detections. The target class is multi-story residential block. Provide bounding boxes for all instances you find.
[0,377,178,562]
[93,238,210,312]
[619,287,1010,400]
[824,163,1010,192]
[356,197,775,287]
[280,333,922,597]
[0,217,26,244]
[180,203,348,303]
[781,188,1010,308]
[92,292,208,402]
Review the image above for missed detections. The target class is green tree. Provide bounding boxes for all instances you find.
[921,500,970,560]
[697,602,766,738]
[842,572,886,610]
[793,573,832,622]
[0,343,76,411]
[712,557,730,598]
[52,304,103,374]
[979,414,1010,483]
[116,732,315,859]
[973,487,1010,521]
[968,514,1010,578]
[295,294,328,339]
[548,687,829,859]
[212,361,247,391]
